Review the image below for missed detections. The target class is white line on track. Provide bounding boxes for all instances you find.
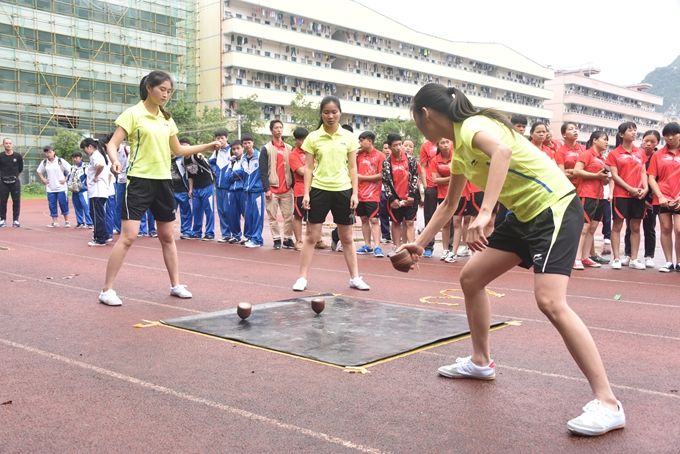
[0,337,388,454]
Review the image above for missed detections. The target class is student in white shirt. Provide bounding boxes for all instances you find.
[36,145,72,227]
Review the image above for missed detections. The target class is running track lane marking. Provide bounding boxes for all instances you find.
[0,337,388,454]
[419,350,680,402]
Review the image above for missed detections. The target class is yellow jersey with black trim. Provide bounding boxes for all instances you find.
[452,115,573,222]
[302,126,359,192]
[115,101,179,180]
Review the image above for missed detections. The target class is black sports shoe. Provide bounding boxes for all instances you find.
[282,238,295,249]
[273,239,282,250]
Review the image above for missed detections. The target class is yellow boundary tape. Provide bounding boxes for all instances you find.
[136,319,520,374]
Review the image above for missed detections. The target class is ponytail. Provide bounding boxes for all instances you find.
[413,83,514,133]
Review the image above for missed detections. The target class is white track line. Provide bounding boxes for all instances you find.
[0,337,387,454]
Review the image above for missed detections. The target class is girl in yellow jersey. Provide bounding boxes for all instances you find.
[401,84,624,437]
[98,71,219,306]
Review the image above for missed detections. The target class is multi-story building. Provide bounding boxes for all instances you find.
[198,0,554,134]
[0,0,197,172]
[545,69,663,146]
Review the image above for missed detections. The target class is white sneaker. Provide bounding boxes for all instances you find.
[604,238,611,245]
[438,356,496,380]
[170,285,192,298]
[567,399,625,436]
[611,259,622,270]
[244,240,261,248]
[629,259,646,270]
[99,289,122,306]
[620,256,630,266]
[349,276,370,290]
[659,262,674,273]
[456,245,471,257]
[336,241,343,252]
[644,257,655,268]
[0,219,5,227]
[440,250,451,261]
[292,277,307,292]
[444,254,457,263]
[572,260,585,270]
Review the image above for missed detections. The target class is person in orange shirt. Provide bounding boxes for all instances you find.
[430,138,454,260]
[288,127,309,250]
[606,122,648,270]
[572,131,610,269]
[529,122,555,160]
[647,122,680,272]
[419,139,439,257]
[556,122,585,187]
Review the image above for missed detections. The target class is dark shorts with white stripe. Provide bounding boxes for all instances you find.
[487,193,583,276]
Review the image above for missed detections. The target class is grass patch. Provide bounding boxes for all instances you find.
[21,183,46,200]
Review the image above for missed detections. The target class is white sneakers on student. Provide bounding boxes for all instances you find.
[567,399,625,436]
[437,356,496,380]
[170,285,193,298]
[98,289,122,306]
[349,276,370,290]
[292,277,308,292]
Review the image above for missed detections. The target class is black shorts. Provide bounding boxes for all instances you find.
[465,192,484,216]
[487,193,583,276]
[356,201,379,218]
[581,197,604,223]
[612,197,645,220]
[388,204,418,222]
[122,176,176,222]
[308,187,352,225]
[294,195,305,219]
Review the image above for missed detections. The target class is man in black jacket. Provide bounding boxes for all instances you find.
[0,137,23,227]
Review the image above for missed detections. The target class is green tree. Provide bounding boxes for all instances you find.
[52,129,83,159]
[289,92,319,132]
[168,99,226,145]
[373,118,423,155]
[233,94,265,143]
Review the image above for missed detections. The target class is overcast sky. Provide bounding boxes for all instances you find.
[357,0,680,87]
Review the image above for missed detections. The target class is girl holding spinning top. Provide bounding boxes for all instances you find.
[400,83,624,436]
[99,71,220,306]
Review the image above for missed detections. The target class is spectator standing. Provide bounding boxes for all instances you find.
[80,138,110,246]
[355,130,385,257]
[185,153,215,240]
[209,129,232,242]
[36,145,72,228]
[0,137,23,227]
[172,138,193,239]
[260,120,295,249]
[68,151,92,228]
[288,127,310,250]
[240,134,265,248]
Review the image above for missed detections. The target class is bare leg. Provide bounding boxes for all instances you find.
[611,218,623,260]
[293,216,303,244]
[405,219,415,243]
[534,273,618,410]
[156,221,180,287]
[628,218,642,261]
[659,213,673,262]
[575,222,590,261]
[103,219,140,290]
[441,220,452,252]
[360,216,371,247]
[297,223,322,279]
[338,224,360,278]
[370,217,381,248]
[458,249,521,365]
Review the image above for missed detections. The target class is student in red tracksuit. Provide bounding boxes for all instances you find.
[606,122,648,270]
[530,122,555,161]
[355,130,386,257]
[572,131,610,269]
[430,138,454,259]
[556,122,585,187]
[288,127,309,251]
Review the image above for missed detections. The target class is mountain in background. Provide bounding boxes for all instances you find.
[643,54,680,115]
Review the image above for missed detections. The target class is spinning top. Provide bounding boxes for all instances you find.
[390,248,414,273]
[237,302,252,320]
[311,298,325,314]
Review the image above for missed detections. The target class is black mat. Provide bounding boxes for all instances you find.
[161,294,507,367]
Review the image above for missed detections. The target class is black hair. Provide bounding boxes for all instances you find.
[178,137,192,145]
[615,121,637,147]
[510,114,528,126]
[317,96,342,128]
[358,130,376,142]
[43,145,53,152]
[585,131,608,149]
[79,137,97,150]
[341,124,354,132]
[71,151,82,158]
[529,121,548,135]
[642,130,661,142]
[386,133,402,146]
[139,70,173,120]
[293,127,309,140]
[213,128,229,138]
[102,132,113,144]
[240,133,254,142]
[661,122,680,137]
[560,121,577,135]
[269,119,283,131]
[412,83,514,133]
[230,139,242,148]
